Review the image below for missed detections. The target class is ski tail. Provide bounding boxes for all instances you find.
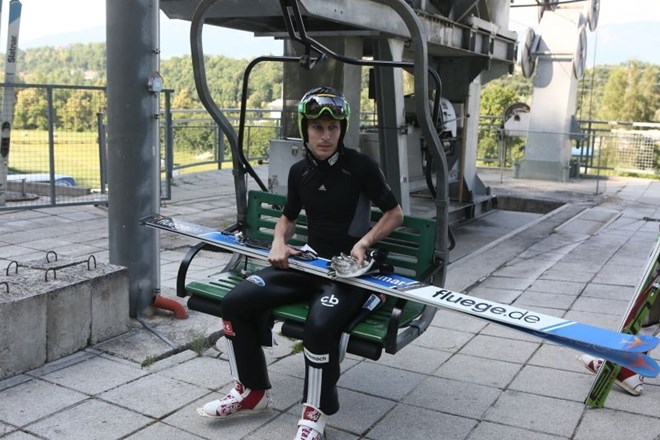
[586,235,660,407]
[486,316,659,377]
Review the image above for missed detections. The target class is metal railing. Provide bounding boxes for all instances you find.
[0,84,278,211]
[1,83,656,211]
[477,116,659,179]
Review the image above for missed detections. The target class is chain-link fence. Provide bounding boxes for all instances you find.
[478,116,660,179]
[1,84,108,210]
[2,84,657,211]
[0,84,277,211]
[596,129,659,175]
[168,108,278,173]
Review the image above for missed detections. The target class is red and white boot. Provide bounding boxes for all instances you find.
[197,382,272,418]
[294,405,327,440]
[577,354,644,396]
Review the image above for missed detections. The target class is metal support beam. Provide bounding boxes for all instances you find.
[373,39,411,214]
[106,0,161,317]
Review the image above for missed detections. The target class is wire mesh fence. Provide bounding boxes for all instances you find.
[477,116,659,180]
[601,130,659,175]
[168,108,278,173]
[1,84,108,210]
[1,83,657,211]
[0,84,278,211]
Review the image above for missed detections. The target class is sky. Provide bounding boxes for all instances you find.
[1,0,659,64]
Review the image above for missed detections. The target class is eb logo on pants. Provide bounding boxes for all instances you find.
[321,294,339,307]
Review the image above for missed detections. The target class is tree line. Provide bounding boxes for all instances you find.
[4,42,284,132]
[3,42,658,135]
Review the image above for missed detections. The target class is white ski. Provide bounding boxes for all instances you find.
[141,214,660,377]
[0,0,21,206]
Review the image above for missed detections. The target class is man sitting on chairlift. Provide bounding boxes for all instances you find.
[198,86,404,440]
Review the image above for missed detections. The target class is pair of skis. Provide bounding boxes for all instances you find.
[0,0,22,206]
[585,234,660,407]
[141,214,660,378]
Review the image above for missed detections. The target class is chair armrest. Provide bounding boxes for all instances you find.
[176,242,228,298]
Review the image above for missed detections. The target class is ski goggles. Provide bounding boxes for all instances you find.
[298,95,350,120]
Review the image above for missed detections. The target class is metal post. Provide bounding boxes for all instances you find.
[97,112,107,194]
[106,0,161,317]
[164,90,173,200]
[217,126,224,168]
[45,86,56,205]
[498,125,505,184]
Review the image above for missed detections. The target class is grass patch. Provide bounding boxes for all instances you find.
[291,341,303,354]
[189,328,213,356]
[141,356,157,368]
[8,129,102,188]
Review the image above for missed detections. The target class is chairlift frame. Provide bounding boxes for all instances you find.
[188,0,452,346]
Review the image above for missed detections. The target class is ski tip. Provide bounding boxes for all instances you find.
[621,353,660,378]
[623,335,660,352]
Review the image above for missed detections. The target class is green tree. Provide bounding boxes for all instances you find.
[61,89,101,131]
[576,65,612,120]
[14,88,49,129]
[172,88,197,109]
[598,61,659,122]
[478,79,522,164]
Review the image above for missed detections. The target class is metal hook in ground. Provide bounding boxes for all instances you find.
[46,250,58,263]
[5,260,18,276]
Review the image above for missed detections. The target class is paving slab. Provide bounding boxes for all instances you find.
[484,391,584,437]
[124,422,206,440]
[338,362,428,401]
[467,421,566,440]
[24,399,153,440]
[364,343,452,374]
[458,334,541,364]
[38,355,148,395]
[433,353,522,388]
[98,374,209,419]
[508,365,593,402]
[527,278,587,295]
[404,376,502,419]
[574,408,660,440]
[314,388,398,436]
[527,344,587,374]
[513,290,577,311]
[3,431,41,439]
[365,403,477,440]
[0,379,88,427]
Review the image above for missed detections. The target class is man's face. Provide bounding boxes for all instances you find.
[306,116,341,161]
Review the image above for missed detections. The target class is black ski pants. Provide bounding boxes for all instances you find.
[220,265,369,415]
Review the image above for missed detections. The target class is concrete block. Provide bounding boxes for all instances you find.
[89,266,129,344]
[0,261,129,380]
[0,285,47,380]
[46,281,92,362]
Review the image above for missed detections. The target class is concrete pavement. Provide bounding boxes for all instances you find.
[1,167,659,439]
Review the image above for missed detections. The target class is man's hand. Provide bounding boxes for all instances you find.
[350,205,403,267]
[268,240,300,269]
[269,214,298,269]
[350,241,369,268]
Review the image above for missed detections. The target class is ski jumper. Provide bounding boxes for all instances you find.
[220,147,399,415]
